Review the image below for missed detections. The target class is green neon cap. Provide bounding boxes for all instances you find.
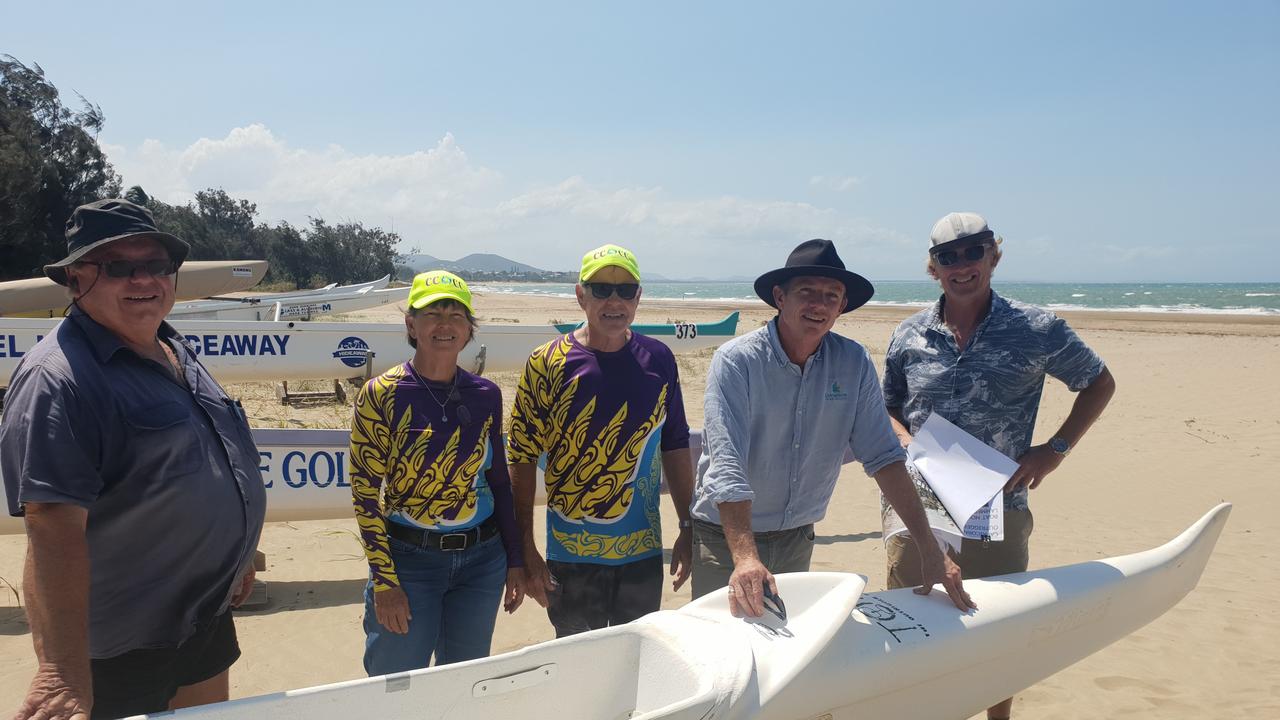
[579,244,640,283]
[408,270,473,313]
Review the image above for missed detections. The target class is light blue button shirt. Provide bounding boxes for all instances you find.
[692,319,906,531]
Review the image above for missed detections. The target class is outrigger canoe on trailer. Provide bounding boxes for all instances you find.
[0,312,739,386]
[167,275,398,320]
[129,504,1230,720]
[0,260,270,317]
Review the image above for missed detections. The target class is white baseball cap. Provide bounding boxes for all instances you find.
[929,212,1000,253]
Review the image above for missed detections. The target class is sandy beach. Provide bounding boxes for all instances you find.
[2,291,1278,718]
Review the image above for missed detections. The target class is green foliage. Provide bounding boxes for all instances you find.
[3,57,405,288]
[1,55,121,280]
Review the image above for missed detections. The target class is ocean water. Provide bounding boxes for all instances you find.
[471,281,1280,316]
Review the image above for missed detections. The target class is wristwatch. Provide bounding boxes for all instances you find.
[1048,436,1071,456]
[678,519,693,530]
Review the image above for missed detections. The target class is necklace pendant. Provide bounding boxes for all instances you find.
[442,411,448,423]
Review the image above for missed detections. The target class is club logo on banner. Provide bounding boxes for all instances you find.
[333,336,372,368]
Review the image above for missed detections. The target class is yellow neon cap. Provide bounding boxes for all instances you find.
[408,270,473,313]
[579,244,640,283]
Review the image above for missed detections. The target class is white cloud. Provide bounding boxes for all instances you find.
[103,125,909,278]
[809,175,863,192]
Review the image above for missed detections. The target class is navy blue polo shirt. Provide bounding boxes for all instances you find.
[0,307,266,658]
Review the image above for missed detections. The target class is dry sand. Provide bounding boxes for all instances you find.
[2,291,1278,717]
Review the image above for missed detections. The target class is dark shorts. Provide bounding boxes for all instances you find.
[886,508,1035,589]
[545,556,663,638]
[90,611,240,719]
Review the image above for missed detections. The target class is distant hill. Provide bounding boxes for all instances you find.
[399,252,549,274]
[395,252,576,282]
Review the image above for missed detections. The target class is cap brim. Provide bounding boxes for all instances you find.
[753,266,875,313]
[409,291,474,314]
[43,231,190,285]
[929,231,998,255]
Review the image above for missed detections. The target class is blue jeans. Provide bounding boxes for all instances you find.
[363,533,507,676]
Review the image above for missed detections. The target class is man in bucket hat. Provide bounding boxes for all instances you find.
[690,239,974,616]
[882,213,1114,719]
[1,199,266,718]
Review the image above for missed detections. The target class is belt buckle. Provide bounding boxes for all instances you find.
[439,532,469,551]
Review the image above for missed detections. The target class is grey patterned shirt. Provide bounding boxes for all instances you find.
[883,291,1105,510]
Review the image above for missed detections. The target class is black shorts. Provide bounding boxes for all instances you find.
[90,611,240,719]
[546,556,663,638]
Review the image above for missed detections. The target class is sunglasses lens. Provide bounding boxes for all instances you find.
[102,260,176,278]
[588,283,639,299]
[103,261,135,278]
[935,251,959,267]
[963,245,986,262]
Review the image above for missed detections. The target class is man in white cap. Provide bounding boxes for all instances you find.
[882,212,1116,719]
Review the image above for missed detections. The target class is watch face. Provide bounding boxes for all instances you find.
[1050,437,1070,454]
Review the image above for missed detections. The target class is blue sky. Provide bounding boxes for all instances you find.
[6,1,1277,281]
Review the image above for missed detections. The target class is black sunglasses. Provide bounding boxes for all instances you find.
[75,259,178,279]
[932,243,989,267]
[584,282,640,300]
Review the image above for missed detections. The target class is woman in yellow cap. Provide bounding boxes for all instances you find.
[349,270,525,674]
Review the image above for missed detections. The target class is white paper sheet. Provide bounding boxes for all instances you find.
[906,413,1019,541]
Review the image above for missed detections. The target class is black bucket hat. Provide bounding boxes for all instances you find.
[44,199,190,285]
[753,239,875,314]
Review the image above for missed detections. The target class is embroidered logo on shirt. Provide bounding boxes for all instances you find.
[825,381,848,400]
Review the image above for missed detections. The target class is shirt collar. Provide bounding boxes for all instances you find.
[67,305,182,364]
[765,317,827,369]
[927,289,1009,332]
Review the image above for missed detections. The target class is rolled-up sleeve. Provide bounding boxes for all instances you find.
[700,350,755,506]
[849,350,908,476]
[1,365,103,515]
[1044,316,1105,391]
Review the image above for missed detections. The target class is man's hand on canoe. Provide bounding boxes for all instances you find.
[916,549,977,611]
[727,557,778,618]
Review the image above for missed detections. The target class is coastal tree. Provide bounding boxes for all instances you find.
[0,55,121,280]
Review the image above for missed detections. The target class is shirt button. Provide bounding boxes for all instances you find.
[793,442,800,449]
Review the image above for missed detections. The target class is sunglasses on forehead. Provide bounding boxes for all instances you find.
[584,282,640,300]
[931,243,990,267]
[75,259,178,278]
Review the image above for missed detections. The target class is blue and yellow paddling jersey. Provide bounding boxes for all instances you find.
[509,333,690,565]
[350,363,520,591]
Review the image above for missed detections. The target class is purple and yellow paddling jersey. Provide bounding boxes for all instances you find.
[509,332,690,565]
[350,363,520,591]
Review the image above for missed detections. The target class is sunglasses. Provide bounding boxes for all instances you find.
[932,243,990,267]
[75,259,178,278]
[584,282,640,300]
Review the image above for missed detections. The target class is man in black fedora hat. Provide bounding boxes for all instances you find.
[1,199,266,718]
[689,239,974,616]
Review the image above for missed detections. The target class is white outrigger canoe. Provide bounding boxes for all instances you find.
[132,503,1230,720]
[168,275,400,321]
[0,260,270,317]
[0,312,740,386]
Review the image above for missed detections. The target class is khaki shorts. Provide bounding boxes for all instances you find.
[885,508,1034,589]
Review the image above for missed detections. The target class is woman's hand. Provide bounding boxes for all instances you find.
[503,568,527,614]
[373,586,413,634]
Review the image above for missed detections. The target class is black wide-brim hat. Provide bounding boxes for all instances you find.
[44,199,190,285]
[753,238,874,313]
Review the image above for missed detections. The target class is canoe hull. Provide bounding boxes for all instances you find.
[2,314,738,386]
[0,261,269,316]
[123,504,1230,719]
